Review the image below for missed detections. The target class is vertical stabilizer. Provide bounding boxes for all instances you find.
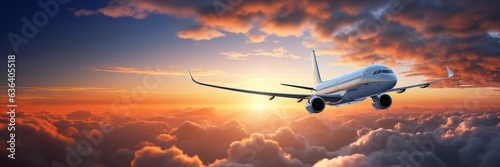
[311,50,322,85]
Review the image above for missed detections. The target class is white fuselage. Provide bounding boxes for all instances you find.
[313,64,397,106]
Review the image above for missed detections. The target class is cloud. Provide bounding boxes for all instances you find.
[155,134,177,149]
[313,112,500,167]
[211,133,305,167]
[288,116,358,151]
[72,9,97,17]
[19,86,122,93]
[88,65,225,77]
[66,110,98,120]
[330,21,499,87]
[246,34,267,43]
[302,39,324,49]
[110,148,135,167]
[171,120,248,164]
[221,52,251,60]
[390,0,500,37]
[267,127,335,165]
[314,154,367,167]
[0,118,75,167]
[222,47,300,60]
[131,146,203,167]
[177,25,225,40]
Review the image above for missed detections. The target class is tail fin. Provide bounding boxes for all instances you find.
[311,50,322,85]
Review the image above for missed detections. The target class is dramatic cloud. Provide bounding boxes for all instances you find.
[267,127,335,165]
[312,112,500,167]
[288,116,358,152]
[171,120,248,164]
[330,21,499,87]
[211,133,305,167]
[0,118,75,167]
[73,0,500,87]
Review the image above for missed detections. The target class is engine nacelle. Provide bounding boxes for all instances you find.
[306,96,325,113]
[371,94,392,110]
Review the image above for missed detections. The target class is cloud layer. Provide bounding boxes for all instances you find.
[1,108,499,167]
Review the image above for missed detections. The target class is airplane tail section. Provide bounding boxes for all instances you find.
[311,50,322,85]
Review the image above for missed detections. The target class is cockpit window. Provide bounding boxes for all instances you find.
[373,69,393,75]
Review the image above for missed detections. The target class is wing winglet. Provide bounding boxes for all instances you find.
[446,66,454,78]
[187,68,195,81]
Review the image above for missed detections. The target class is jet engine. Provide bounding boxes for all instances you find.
[371,94,392,110]
[306,96,325,113]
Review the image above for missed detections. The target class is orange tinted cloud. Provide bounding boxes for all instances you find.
[246,34,266,43]
[132,146,203,167]
[314,154,367,167]
[330,22,499,87]
[221,47,300,60]
[171,120,248,163]
[212,133,305,166]
[177,26,225,40]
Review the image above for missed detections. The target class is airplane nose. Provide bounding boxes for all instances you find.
[389,73,397,82]
[388,73,397,86]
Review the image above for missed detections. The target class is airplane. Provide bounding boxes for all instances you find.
[188,50,454,113]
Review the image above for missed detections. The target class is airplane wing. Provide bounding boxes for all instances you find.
[188,69,340,101]
[280,83,315,91]
[387,66,454,93]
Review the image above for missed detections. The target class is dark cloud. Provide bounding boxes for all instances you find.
[330,21,499,87]
[171,120,248,164]
[110,148,135,167]
[0,118,74,167]
[211,133,305,167]
[313,112,500,167]
[288,116,358,151]
[66,110,96,120]
[391,0,500,36]
[267,127,335,165]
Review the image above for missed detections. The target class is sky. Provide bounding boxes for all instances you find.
[0,0,499,166]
